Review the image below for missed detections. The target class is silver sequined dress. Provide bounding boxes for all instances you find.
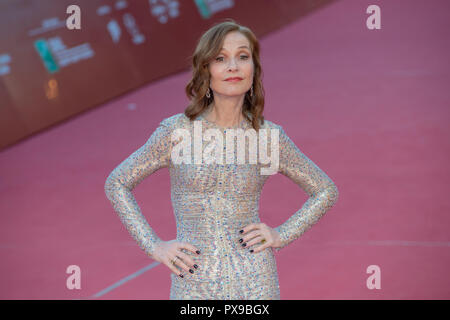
[104,110,339,300]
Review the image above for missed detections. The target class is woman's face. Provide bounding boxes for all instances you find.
[208,31,254,99]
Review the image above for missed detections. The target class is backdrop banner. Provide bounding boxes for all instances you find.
[0,0,336,149]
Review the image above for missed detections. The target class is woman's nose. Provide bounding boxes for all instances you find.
[227,58,238,69]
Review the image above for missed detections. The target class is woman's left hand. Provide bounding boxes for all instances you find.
[238,223,282,253]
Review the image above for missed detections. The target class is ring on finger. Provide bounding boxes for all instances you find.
[171,256,179,265]
[260,238,266,244]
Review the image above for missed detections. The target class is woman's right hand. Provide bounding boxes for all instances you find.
[152,240,201,278]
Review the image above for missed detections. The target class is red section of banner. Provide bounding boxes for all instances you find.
[0,0,336,149]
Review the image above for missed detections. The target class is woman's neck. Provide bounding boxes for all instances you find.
[205,101,243,128]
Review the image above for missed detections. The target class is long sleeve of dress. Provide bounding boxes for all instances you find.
[104,118,174,259]
[273,125,339,252]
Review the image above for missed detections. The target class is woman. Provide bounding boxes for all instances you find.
[104,19,339,300]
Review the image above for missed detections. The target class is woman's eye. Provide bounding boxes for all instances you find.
[215,55,249,62]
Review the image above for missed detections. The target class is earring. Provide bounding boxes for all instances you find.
[206,87,211,98]
[250,85,253,97]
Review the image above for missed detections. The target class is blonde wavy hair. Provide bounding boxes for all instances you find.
[184,18,265,131]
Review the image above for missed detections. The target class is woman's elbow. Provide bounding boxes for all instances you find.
[104,176,115,198]
[325,183,339,206]
[104,172,121,197]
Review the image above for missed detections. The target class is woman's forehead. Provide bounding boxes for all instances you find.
[222,32,250,48]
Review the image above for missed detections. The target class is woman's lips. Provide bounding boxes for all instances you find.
[225,78,243,82]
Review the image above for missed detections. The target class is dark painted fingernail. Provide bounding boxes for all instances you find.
[250,249,254,253]
[189,269,194,274]
[239,238,243,243]
[239,230,244,233]
[193,264,198,269]
[179,274,184,278]
[242,243,246,247]
[196,250,201,254]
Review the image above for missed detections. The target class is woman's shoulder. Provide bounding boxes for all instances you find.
[240,111,282,131]
[259,117,283,131]
[159,112,191,129]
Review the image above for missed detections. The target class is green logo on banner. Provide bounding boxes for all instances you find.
[34,39,59,73]
[194,0,211,19]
